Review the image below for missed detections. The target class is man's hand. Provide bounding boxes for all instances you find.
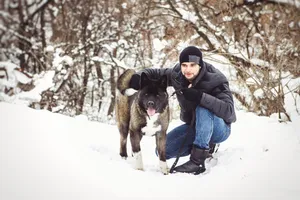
[181,88,203,102]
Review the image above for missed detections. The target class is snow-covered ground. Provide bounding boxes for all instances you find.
[0,102,300,200]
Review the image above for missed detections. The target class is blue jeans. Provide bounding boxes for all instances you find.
[165,106,231,159]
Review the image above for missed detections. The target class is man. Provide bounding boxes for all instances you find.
[129,46,236,175]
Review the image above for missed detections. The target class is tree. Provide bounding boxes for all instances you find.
[151,0,300,120]
[1,0,299,122]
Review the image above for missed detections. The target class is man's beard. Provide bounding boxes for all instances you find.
[183,73,196,81]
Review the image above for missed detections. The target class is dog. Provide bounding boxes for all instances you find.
[115,69,170,174]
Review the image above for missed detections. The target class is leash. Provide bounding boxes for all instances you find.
[168,88,220,173]
[169,110,196,174]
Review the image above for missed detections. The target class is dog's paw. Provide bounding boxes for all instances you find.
[159,161,169,175]
[133,151,144,171]
[121,156,127,160]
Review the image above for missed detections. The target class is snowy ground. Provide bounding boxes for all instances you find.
[1,102,300,200]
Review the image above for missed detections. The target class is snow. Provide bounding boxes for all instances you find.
[91,56,104,62]
[222,16,232,22]
[14,70,32,84]
[178,8,197,24]
[45,45,54,52]
[273,0,300,8]
[0,68,55,105]
[112,57,128,69]
[153,38,168,52]
[52,48,74,71]
[253,88,264,98]
[0,61,19,74]
[16,70,55,102]
[0,24,31,44]
[289,21,295,28]
[0,62,20,88]
[121,3,127,9]
[1,102,300,200]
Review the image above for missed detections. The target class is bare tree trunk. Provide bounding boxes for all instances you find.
[77,12,91,115]
[17,0,27,71]
[107,67,116,117]
[107,0,124,117]
[95,63,104,111]
[40,8,47,70]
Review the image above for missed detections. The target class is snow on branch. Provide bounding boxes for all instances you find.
[26,0,54,22]
[0,24,31,44]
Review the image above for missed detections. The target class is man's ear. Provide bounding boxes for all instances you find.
[140,72,150,89]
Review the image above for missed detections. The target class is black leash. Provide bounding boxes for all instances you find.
[169,110,196,174]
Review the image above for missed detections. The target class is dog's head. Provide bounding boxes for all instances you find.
[138,73,168,116]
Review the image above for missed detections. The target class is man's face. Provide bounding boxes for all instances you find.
[181,62,200,81]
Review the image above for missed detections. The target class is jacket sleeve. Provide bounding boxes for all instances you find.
[199,83,236,123]
[138,67,174,86]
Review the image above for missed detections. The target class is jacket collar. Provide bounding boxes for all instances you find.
[191,61,207,87]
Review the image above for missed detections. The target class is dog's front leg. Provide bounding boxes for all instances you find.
[156,131,168,175]
[130,130,143,171]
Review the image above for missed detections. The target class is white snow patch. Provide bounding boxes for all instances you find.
[0,103,300,200]
[153,38,168,51]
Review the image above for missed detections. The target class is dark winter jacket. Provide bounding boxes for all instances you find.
[139,62,236,124]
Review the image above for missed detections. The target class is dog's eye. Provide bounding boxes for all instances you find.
[156,94,160,97]
[145,93,148,96]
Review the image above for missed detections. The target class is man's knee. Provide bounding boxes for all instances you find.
[195,106,213,119]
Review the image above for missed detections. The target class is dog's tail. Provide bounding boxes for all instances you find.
[117,69,136,96]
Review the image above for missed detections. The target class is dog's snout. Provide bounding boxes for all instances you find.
[147,101,154,107]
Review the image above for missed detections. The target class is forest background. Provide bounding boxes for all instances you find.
[0,0,299,122]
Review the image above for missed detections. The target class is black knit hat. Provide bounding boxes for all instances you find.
[179,46,203,67]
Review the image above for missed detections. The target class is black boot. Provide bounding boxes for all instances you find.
[173,146,209,175]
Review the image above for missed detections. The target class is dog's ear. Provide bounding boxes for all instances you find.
[140,72,150,89]
[159,75,168,89]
